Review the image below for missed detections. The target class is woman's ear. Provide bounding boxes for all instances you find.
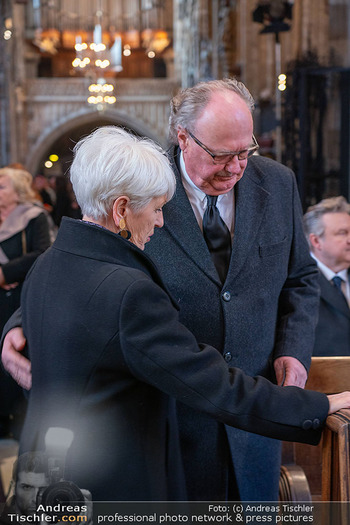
[112,196,130,228]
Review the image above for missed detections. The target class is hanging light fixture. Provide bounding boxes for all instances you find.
[32,0,61,54]
[141,0,170,58]
[70,1,121,108]
[30,0,172,91]
[72,1,122,76]
[87,78,116,110]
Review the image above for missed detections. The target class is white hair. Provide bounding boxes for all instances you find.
[70,126,176,220]
[169,77,255,144]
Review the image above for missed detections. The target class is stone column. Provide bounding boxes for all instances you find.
[0,0,13,165]
[4,0,29,166]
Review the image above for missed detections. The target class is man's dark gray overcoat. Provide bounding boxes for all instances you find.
[146,151,321,501]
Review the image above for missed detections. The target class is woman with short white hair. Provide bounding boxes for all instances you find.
[12,126,350,501]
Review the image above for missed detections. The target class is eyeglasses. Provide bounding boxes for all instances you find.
[187,131,259,164]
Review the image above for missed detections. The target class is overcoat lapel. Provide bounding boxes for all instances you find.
[227,163,270,282]
[319,272,350,318]
[163,171,221,284]
[163,151,270,286]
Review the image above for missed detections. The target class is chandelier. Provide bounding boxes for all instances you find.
[87,79,116,108]
[69,3,121,108]
[31,1,171,58]
[30,0,172,109]
[71,4,123,76]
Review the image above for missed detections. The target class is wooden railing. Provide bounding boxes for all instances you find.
[280,357,350,504]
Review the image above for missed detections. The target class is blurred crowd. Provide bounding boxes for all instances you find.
[0,165,81,438]
[32,171,82,231]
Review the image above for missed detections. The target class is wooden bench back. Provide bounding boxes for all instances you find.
[306,356,350,394]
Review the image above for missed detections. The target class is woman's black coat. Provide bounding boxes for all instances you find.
[0,211,50,424]
[0,212,50,333]
[20,218,329,501]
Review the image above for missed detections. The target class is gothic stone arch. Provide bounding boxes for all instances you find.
[27,107,166,175]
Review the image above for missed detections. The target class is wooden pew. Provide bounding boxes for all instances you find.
[280,357,350,502]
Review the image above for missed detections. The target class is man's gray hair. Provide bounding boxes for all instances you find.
[168,77,255,144]
[70,126,176,220]
[303,196,350,250]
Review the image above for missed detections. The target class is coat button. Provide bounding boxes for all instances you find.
[302,420,312,430]
[223,352,232,363]
[312,418,321,429]
[222,291,231,302]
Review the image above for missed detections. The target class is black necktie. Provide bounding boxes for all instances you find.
[202,195,232,283]
[332,276,348,306]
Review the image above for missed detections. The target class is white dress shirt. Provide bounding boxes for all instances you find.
[311,253,350,306]
[179,151,235,238]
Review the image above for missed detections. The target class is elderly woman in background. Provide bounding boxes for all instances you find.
[0,167,51,438]
[0,167,51,320]
[8,126,350,501]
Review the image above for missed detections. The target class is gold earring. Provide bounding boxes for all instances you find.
[118,218,131,240]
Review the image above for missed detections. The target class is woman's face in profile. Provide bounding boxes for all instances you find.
[126,195,167,251]
[0,175,18,211]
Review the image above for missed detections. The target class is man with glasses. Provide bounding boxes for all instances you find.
[187,130,259,162]
[146,78,319,501]
[1,78,319,502]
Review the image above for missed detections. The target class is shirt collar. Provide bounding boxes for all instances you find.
[311,253,349,282]
[180,151,206,203]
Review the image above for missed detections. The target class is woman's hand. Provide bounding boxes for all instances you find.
[327,392,350,414]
